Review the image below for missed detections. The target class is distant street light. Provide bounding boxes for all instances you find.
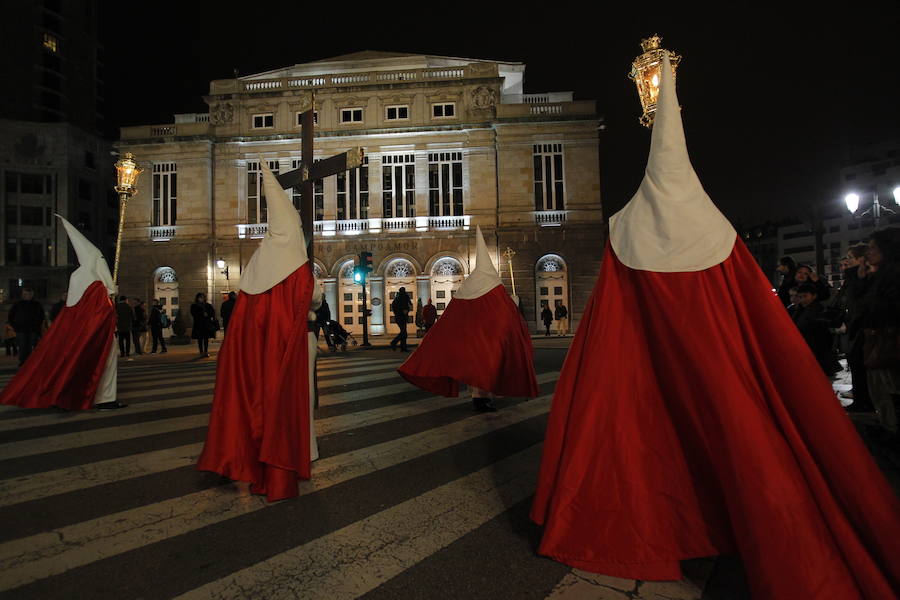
[216,258,229,281]
[628,34,682,128]
[844,190,897,229]
[112,153,143,289]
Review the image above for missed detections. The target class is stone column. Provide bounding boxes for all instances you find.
[367,153,382,219]
[323,278,337,320]
[369,276,385,335]
[415,151,429,219]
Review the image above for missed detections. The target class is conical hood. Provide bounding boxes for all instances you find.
[455,226,502,299]
[56,215,114,305]
[239,160,309,294]
[609,54,735,272]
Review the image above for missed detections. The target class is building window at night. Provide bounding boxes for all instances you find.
[428,152,463,216]
[295,111,318,127]
[533,143,565,211]
[291,158,325,220]
[246,160,278,224]
[432,103,455,119]
[337,156,368,220]
[385,105,409,121]
[252,113,274,129]
[152,162,177,227]
[340,108,363,124]
[382,154,415,219]
[42,33,59,54]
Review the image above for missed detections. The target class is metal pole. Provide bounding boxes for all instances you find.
[112,191,129,289]
[361,278,370,347]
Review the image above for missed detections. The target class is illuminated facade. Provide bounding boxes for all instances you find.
[116,51,603,334]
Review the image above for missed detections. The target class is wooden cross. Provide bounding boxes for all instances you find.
[502,246,517,297]
[275,99,364,263]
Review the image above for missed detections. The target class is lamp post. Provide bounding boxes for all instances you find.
[216,258,230,282]
[112,153,142,289]
[628,34,682,127]
[844,188,898,230]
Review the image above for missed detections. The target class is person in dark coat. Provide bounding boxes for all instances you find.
[115,295,134,358]
[49,292,67,321]
[148,298,168,354]
[220,291,236,332]
[555,303,569,336]
[837,244,873,411]
[389,287,412,351]
[775,256,797,307]
[849,227,900,433]
[314,297,334,350]
[792,282,837,377]
[794,264,831,302]
[7,287,46,366]
[190,292,216,357]
[132,299,147,355]
[541,305,553,336]
[422,298,438,332]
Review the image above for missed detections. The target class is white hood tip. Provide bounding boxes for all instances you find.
[455,225,503,300]
[56,215,115,305]
[609,54,735,273]
[238,160,310,294]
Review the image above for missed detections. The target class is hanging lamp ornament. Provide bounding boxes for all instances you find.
[629,34,682,127]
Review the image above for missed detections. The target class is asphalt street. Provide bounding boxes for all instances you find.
[0,335,895,599]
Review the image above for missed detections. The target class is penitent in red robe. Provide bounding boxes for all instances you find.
[397,284,539,398]
[196,264,314,502]
[531,239,900,599]
[0,280,115,410]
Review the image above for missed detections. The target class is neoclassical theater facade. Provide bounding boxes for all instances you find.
[116,51,603,335]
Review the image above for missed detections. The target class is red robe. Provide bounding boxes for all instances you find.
[0,280,115,410]
[397,284,539,398]
[197,264,314,502]
[531,239,900,599]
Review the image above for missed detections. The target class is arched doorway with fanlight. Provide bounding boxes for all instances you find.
[429,255,465,317]
[152,266,179,335]
[535,254,568,331]
[383,257,418,333]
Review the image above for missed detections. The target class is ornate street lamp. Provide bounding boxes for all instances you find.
[844,190,897,229]
[112,153,142,288]
[629,34,682,127]
[216,258,230,281]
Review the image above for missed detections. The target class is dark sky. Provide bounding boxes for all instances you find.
[101,2,900,227]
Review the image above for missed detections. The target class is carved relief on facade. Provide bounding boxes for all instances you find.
[466,62,497,77]
[209,102,235,125]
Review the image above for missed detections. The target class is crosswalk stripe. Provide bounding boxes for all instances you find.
[176,444,543,600]
[0,375,557,506]
[0,396,552,591]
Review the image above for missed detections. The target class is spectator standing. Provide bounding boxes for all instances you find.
[422,298,438,332]
[840,244,873,410]
[115,295,134,359]
[8,288,46,366]
[148,299,168,354]
[132,299,147,355]
[389,287,412,352]
[794,264,831,302]
[792,282,837,377]
[314,297,334,350]
[49,292,67,321]
[854,228,900,433]
[190,292,216,357]
[775,256,797,307]
[555,303,569,336]
[4,323,16,356]
[221,291,237,331]
[541,305,553,336]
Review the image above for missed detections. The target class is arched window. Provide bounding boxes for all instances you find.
[535,254,568,330]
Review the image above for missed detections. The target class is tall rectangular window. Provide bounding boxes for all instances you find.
[152,162,177,227]
[247,160,278,224]
[382,154,415,219]
[428,152,463,216]
[336,156,369,220]
[533,143,565,211]
[291,158,325,221]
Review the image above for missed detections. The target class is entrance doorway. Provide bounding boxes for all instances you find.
[153,267,179,334]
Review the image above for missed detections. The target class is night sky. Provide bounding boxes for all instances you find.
[100,2,900,227]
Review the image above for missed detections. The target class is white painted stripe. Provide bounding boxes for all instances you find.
[0,396,551,590]
[0,377,557,504]
[545,568,710,599]
[317,370,402,387]
[176,445,543,600]
[318,382,418,406]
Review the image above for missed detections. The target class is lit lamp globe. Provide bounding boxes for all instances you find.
[628,34,682,127]
[114,152,142,195]
[893,186,900,205]
[216,258,226,270]
[844,193,860,213]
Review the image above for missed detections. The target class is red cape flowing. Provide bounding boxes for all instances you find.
[0,280,115,410]
[196,264,314,502]
[397,284,539,398]
[530,239,900,599]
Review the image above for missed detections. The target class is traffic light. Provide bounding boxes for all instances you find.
[355,251,373,283]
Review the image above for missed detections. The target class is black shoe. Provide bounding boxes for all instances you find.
[96,400,128,410]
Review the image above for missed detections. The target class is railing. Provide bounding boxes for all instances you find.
[428,215,471,230]
[149,226,176,241]
[174,113,210,123]
[335,219,369,233]
[237,223,268,239]
[382,217,417,231]
[150,126,176,136]
[529,105,563,115]
[534,211,567,226]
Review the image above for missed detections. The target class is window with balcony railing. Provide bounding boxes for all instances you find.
[247,160,279,224]
[428,152,463,216]
[152,162,177,227]
[383,154,415,219]
[337,156,369,220]
[533,143,565,211]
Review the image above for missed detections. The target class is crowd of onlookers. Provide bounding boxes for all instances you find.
[777,227,900,435]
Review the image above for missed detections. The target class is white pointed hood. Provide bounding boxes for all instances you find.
[57,215,115,306]
[455,226,503,299]
[239,160,309,294]
[609,55,735,272]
